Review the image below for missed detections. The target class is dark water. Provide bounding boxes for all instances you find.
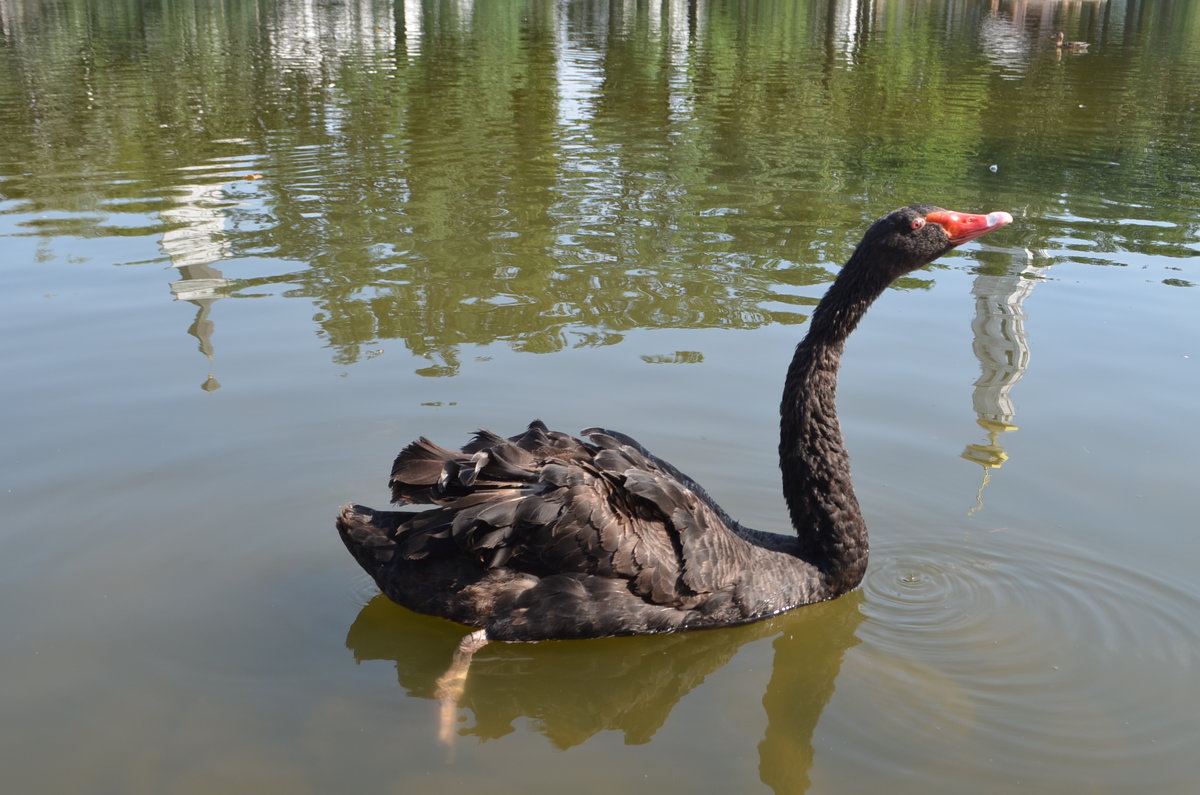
[2,0,1199,792]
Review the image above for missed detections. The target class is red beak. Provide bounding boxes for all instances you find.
[926,210,1013,246]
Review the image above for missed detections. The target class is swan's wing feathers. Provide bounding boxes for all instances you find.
[580,426,646,451]
[514,488,565,526]
[462,429,508,453]
[394,510,454,559]
[384,422,746,609]
[484,442,540,479]
[389,437,458,503]
[620,466,691,508]
[583,427,741,531]
[671,505,746,594]
[446,490,539,569]
[589,440,748,598]
[629,523,682,604]
[391,426,547,505]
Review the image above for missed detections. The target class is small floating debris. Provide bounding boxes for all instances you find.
[640,350,704,364]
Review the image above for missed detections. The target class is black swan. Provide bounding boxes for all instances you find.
[337,204,1011,716]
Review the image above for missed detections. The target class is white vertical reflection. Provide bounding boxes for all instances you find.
[555,2,603,131]
[664,0,699,127]
[269,0,397,74]
[961,262,1050,511]
[663,0,696,54]
[402,0,423,59]
[161,182,233,273]
[555,0,707,130]
[833,0,860,58]
[457,0,476,34]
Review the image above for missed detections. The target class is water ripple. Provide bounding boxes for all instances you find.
[843,534,1200,781]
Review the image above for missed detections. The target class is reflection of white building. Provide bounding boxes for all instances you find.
[269,0,397,71]
[962,262,1049,510]
[403,0,424,59]
[968,267,1045,431]
[643,0,700,50]
[978,9,1032,78]
[831,0,865,60]
[161,181,233,273]
[160,180,235,388]
[161,179,233,311]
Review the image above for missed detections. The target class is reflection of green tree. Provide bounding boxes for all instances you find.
[2,0,1198,370]
[244,0,841,368]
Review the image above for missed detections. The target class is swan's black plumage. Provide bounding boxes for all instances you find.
[337,204,1012,644]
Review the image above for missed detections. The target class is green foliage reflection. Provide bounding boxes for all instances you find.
[2,0,1198,371]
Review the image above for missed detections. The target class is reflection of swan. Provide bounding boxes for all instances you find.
[757,591,864,794]
[337,206,1010,733]
[346,590,864,790]
[346,594,763,747]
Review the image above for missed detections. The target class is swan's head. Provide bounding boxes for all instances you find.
[858,204,1013,277]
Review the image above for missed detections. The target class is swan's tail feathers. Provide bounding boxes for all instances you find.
[336,503,413,582]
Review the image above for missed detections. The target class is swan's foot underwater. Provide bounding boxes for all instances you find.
[435,629,490,746]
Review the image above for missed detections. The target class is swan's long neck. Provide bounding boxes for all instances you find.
[778,252,892,595]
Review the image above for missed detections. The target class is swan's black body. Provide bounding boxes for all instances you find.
[337,204,1011,643]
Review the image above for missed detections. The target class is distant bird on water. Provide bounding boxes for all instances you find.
[1056,31,1090,52]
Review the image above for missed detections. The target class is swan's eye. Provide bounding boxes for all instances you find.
[910,218,926,231]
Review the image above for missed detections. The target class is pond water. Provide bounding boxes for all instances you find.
[2,0,1199,792]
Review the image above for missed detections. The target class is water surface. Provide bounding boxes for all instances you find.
[2,0,1199,792]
